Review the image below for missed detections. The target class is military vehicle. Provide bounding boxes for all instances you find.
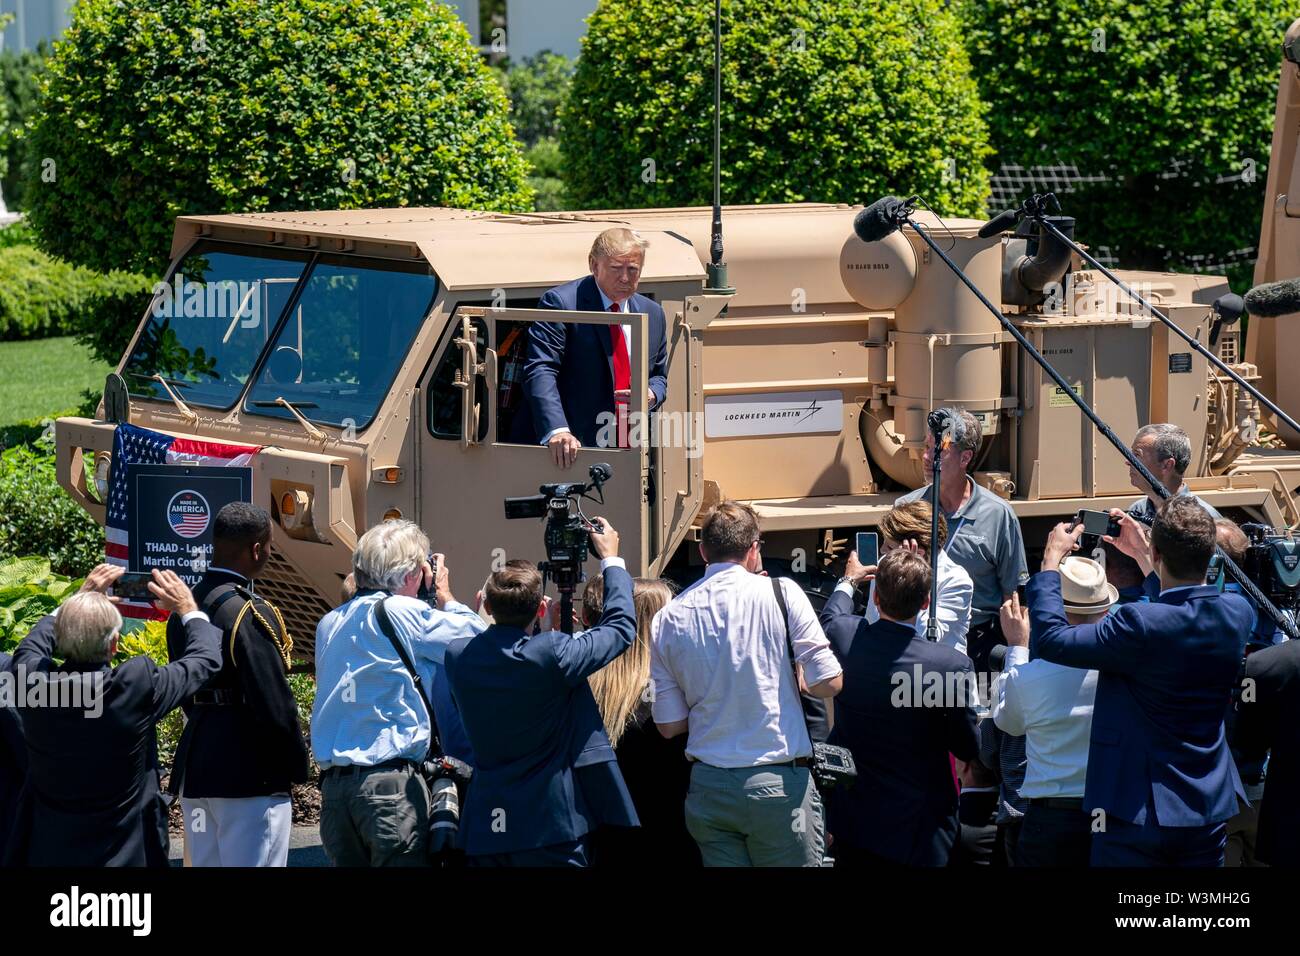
[54,19,1300,655]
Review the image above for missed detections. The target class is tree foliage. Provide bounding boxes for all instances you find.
[562,0,992,214]
[24,0,533,276]
[963,0,1293,286]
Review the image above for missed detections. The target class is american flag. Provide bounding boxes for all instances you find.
[106,423,260,620]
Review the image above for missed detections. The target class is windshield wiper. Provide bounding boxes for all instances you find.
[149,374,199,426]
[250,397,328,443]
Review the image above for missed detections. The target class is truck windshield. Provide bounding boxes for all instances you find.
[243,254,438,430]
[123,242,311,409]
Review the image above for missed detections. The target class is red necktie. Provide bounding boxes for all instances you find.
[609,304,630,449]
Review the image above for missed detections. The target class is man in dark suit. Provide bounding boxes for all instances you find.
[510,227,669,467]
[1030,497,1254,866]
[1235,637,1300,865]
[5,565,221,867]
[166,502,308,866]
[444,518,639,866]
[0,650,26,864]
[819,548,980,866]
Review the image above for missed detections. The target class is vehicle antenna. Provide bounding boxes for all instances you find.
[704,0,734,299]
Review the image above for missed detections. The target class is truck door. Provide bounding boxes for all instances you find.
[419,305,652,582]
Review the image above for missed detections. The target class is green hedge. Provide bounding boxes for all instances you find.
[0,241,154,345]
[24,0,533,276]
[0,439,104,578]
[562,0,992,214]
[962,0,1293,287]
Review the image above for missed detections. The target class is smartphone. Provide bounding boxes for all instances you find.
[111,572,154,601]
[855,531,879,568]
[1076,509,1120,538]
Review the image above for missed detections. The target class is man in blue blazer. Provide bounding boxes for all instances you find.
[1029,498,1254,866]
[819,549,979,865]
[6,565,222,867]
[443,518,639,866]
[511,228,669,467]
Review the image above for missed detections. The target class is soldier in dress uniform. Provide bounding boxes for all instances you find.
[166,502,309,866]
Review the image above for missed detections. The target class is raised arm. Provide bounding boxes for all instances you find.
[146,570,223,721]
[553,520,636,685]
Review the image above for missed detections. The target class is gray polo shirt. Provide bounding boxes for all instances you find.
[1127,486,1221,525]
[898,477,1029,626]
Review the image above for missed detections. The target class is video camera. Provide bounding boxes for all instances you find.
[504,463,613,628]
[1224,524,1300,612]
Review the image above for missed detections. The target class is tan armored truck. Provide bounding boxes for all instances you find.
[54,21,1300,655]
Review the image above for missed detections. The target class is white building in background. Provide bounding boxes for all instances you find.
[0,0,74,53]
[452,0,597,60]
[0,1,594,61]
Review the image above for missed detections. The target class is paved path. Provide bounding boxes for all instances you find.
[169,825,329,867]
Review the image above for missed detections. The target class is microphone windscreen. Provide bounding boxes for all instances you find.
[854,196,907,244]
[1244,277,1300,318]
[977,208,1020,239]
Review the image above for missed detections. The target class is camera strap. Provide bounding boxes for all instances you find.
[770,576,817,746]
[374,597,443,757]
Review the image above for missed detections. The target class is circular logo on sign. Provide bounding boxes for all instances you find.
[167,490,211,539]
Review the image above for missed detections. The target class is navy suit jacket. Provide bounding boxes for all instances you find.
[0,651,26,865]
[444,564,639,856]
[511,275,668,447]
[1028,571,1252,827]
[818,589,979,865]
[6,612,221,866]
[1236,637,1300,864]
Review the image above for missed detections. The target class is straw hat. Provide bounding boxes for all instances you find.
[1059,556,1119,614]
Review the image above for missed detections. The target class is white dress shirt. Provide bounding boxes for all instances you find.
[990,645,1098,799]
[835,549,973,655]
[649,562,842,769]
[539,286,634,447]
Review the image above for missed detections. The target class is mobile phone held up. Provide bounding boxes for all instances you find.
[1075,509,1120,539]
[855,531,879,568]
[111,572,154,602]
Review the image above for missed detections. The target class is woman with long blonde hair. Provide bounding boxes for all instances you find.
[588,577,672,746]
[585,577,699,867]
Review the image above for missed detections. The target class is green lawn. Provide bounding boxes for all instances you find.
[0,336,111,429]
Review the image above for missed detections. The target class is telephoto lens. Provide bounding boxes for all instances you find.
[428,775,460,852]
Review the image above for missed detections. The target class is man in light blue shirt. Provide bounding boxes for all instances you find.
[312,519,484,866]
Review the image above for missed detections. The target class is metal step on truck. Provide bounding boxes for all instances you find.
[54,20,1300,657]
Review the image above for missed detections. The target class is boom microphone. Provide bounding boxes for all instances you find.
[977,207,1022,239]
[1243,277,1300,318]
[854,196,914,243]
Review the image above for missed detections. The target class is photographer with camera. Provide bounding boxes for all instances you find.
[1030,498,1253,866]
[312,520,485,867]
[443,518,637,866]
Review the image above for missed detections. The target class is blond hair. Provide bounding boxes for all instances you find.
[588,577,673,747]
[55,592,123,663]
[589,227,648,261]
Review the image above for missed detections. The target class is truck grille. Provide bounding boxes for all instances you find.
[257,549,335,664]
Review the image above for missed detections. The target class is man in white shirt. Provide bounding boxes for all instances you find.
[650,500,843,866]
[991,556,1114,867]
[829,501,973,655]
